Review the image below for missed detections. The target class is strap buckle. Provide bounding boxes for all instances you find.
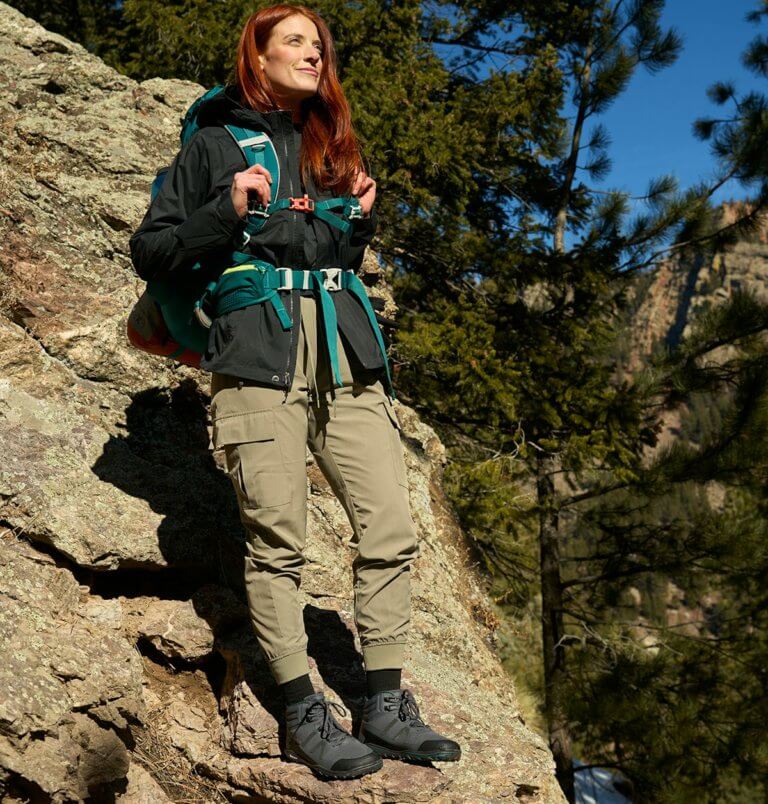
[275,267,345,292]
[247,195,269,217]
[194,305,213,329]
[289,194,315,212]
[193,281,217,329]
[322,267,342,291]
[347,199,364,219]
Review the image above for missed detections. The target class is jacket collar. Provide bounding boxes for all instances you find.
[196,83,302,134]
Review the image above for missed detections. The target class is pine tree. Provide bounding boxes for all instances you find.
[391,2,734,799]
[567,288,768,800]
[559,3,768,798]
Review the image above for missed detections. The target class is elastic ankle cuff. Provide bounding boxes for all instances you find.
[270,650,311,685]
[362,642,405,671]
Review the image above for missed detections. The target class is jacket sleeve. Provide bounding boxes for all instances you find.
[345,205,378,273]
[129,131,244,283]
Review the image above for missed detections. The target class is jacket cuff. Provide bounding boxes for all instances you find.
[215,189,244,229]
[352,205,377,235]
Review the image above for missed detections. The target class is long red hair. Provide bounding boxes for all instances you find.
[234,4,366,196]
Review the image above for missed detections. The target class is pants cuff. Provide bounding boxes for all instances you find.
[270,650,311,685]
[362,642,405,671]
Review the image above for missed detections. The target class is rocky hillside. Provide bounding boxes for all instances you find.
[620,199,768,459]
[629,200,768,367]
[0,4,564,802]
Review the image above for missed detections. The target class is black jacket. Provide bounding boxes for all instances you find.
[128,84,386,389]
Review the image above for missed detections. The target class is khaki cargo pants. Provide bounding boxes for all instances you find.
[209,295,420,685]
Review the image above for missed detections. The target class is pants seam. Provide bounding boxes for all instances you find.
[363,641,407,652]
[312,436,365,542]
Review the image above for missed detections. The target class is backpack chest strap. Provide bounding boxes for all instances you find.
[242,194,364,246]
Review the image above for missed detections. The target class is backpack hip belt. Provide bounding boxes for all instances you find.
[194,260,394,397]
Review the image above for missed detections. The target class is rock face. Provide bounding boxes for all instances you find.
[624,200,768,457]
[629,201,768,368]
[0,4,564,802]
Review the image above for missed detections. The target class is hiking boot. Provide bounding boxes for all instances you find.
[357,688,462,762]
[283,691,383,779]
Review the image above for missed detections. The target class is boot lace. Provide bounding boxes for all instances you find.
[384,689,428,729]
[301,698,349,745]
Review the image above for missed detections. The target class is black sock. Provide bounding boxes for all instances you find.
[366,668,401,697]
[281,673,315,705]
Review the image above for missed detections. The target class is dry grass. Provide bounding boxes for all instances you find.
[131,721,232,804]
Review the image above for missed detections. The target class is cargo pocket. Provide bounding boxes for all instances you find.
[212,410,292,509]
[381,400,409,489]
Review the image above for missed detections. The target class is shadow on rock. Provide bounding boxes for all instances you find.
[90,378,247,597]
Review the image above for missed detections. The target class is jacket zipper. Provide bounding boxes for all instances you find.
[282,116,295,399]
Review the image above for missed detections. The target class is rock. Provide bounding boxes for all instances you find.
[117,763,173,803]
[626,586,642,607]
[0,531,144,802]
[123,586,248,663]
[629,200,768,372]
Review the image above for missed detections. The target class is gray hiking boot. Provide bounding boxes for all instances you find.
[283,691,383,779]
[357,688,462,762]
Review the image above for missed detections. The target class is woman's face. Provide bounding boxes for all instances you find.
[258,14,323,108]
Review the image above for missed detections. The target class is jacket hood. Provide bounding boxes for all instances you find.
[195,83,302,134]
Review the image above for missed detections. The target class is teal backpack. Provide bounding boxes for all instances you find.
[127,84,393,396]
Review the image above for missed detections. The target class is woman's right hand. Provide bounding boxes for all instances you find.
[230,164,273,219]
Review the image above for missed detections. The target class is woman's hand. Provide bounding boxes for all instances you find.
[352,169,376,218]
[230,164,273,219]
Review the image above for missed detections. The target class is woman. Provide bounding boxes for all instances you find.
[129,3,461,781]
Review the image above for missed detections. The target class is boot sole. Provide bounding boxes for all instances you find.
[364,742,462,762]
[283,749,383,780]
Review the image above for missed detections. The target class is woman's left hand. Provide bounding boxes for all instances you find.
[352,170,376,218]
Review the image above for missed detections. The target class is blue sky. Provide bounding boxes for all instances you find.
[594,0,764,205]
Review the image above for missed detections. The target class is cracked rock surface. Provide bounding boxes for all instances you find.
[0,4,565,802]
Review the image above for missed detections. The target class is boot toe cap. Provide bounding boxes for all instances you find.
[418,738,461,755]
[332,752,382,772]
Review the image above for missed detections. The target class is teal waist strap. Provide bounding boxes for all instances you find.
[199,262,395,400]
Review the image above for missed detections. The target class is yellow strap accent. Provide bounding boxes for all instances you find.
[221,263,266,276]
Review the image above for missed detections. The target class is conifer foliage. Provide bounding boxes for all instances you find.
[561,5,768,798]
[394,3,712,799]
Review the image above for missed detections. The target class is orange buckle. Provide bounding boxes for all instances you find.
[288,194,315,212]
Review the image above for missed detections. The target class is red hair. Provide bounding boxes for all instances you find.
[234,4,366,196]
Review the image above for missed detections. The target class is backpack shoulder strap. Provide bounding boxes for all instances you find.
[222,125,280,203]
[222,125,281,242]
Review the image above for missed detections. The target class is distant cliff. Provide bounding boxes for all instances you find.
[617,200,767,650]
[629,200,768,367]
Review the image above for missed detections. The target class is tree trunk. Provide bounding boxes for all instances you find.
[542,29,595,801]
[537,450,575,802]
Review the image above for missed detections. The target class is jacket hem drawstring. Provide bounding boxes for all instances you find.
[301,306,319,406]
